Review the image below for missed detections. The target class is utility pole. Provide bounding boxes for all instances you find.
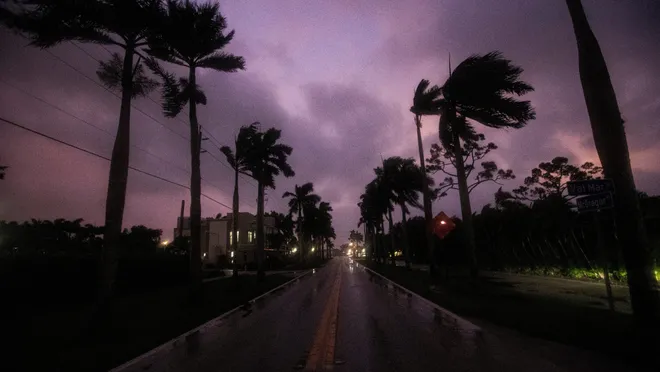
[178,199,185,240]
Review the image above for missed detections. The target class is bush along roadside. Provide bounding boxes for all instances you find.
[496,265,660,285]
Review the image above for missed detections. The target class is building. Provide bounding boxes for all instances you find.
[173,212,277,266]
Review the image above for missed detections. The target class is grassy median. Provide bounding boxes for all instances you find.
[8,274,293,372]
[361,261,639,363]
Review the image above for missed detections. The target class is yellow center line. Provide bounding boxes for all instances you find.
[305,264,342,371]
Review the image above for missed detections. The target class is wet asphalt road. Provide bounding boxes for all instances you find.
[113,257,638,372]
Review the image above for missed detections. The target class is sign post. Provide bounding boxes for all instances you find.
[567,179,615,311]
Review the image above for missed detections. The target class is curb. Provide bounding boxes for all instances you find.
[355,261,482,334]
[110,270,312,372]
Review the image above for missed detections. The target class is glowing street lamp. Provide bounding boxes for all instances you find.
[160,240,170,246]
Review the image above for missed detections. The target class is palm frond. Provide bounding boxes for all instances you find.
[96,53,123,91]
[219,146,236,168]
[96,53,159,97]
[197,52,245,72]
[438,107,454,151]
[143,56,185,117]
[152,0,244,70]
[443,51,536,129]
[411,79,442,115]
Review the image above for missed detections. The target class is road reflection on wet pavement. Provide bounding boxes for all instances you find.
[113,257,639,372]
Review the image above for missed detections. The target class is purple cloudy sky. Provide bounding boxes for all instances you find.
[1,0,659,242]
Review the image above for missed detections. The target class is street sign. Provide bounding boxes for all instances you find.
[566,179,614,196]
[576,192,614,213]
[432,212,455,239]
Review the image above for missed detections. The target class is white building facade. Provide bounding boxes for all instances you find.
[174,212,277,266]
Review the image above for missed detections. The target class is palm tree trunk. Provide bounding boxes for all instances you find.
[566,0,660,339]
[188,65,202,301]
[452,132,478,278]
[232,166,239,278]
[380,219,386,264]
[298,205,304,263]
[99,45,134,308]
[416,115,437,277]
[387,210,396,266]
[256,181,265,282]
[400,204,412,270]
[369,225,374,262]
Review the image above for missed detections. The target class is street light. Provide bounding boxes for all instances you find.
[160,240,169,246]
[311,247,315,252]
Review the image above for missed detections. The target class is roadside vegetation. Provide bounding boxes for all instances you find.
[356,0,660,362]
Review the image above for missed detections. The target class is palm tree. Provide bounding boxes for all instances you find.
[2,0,166,304]
[148,0,245,298]
[410,79,442,275]
[432,51,535,277]
[316,201,335,260]
[358,202,378,262]
[565,0,660,339]
[220,122,259,278]
[244,127,295,281]
[301,202,320,258]
[362,178,392,264]
[366,175,397,265]
[282,183,321,261]
[378,157,431,269]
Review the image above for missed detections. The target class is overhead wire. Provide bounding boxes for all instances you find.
[0,116,233,210]
[72,41,258,189]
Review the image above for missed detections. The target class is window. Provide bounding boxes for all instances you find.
[248,231,254,243]
[230,231,239,244]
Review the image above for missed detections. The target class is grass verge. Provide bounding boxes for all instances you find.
[8,274,292,372]
[361,261,639,362]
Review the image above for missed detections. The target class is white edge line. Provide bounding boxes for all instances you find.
[109,270,312,372]
[356,262,481,334]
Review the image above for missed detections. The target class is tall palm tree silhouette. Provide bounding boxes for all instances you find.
[149,0,245,299]
[244,127,295,281]
[283,183,321,261]
[221,122,259,278]
[1,0,166,304]
[432,51,535,277]
[410,79,442,275]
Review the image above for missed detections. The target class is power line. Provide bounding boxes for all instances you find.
[0,79,245,207]
[2,79,251,210]
[0,78,192,177]
[42,47,189,143]
[76,40,193,135]
[199,125,258,188]
[69,41,255,189]
[0,116,232,209]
